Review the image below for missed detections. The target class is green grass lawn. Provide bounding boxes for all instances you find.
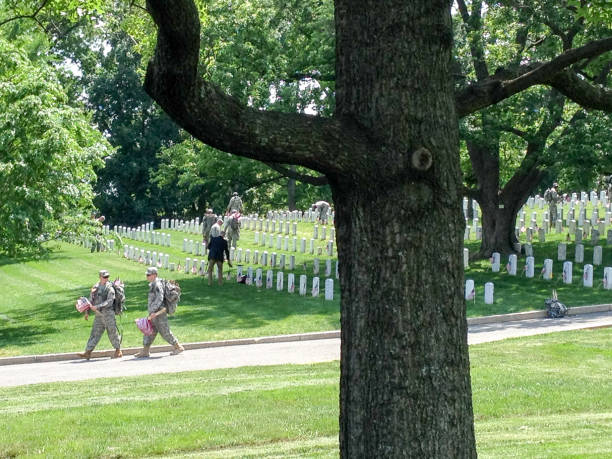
[0,328,610,457]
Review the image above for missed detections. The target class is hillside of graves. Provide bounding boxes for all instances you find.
[463,190,612,315]
[2,195,612,357]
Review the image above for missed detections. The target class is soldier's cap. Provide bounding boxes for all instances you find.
[146,267,158,276]
[99,269,110,278]
[553,182,558,187]
[217,217,223,222]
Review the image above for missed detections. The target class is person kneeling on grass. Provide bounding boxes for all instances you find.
[134,267,184,358]
[207,231,232,286]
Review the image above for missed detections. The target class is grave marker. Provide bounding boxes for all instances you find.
[583,264,593,287]
[484,282,494,304]
[325,279,334,300]
[288,273,295,293]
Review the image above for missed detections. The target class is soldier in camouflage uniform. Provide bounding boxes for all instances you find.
[202,208,217,245]
[544,183,560,224]
[312,200,330,224]
[225,192,243,214]
[134,267,184,358]
[222,210,240,248]
[77,270,122,360]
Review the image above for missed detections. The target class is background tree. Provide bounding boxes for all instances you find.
[455,0,612,256]
[0,38,110,255]
[83,31,182,225]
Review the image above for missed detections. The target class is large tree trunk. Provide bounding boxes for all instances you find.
[334,1,475,456]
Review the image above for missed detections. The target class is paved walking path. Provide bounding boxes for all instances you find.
[0,311,610,388]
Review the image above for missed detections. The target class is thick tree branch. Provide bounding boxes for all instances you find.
[456,37,612,117]
[264,162,329,186]
[547,70,612,111]
[144,0,375,180]
[499,126,529,140]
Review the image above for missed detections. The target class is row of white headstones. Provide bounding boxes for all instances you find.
[463,190,612,241]
[123,243,339,276]
[103,214,337,255]
[120,243,336,300]
[465,249,612,305]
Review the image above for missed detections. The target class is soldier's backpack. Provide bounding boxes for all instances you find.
[230,214,240,231]
[162,279,181,315]
[543,189,552,203]
[545,290,567,318]
[112,279,126,315]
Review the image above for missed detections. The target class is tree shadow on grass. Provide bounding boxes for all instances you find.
[163,276,340,331]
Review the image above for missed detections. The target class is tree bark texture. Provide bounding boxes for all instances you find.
[145,0,476,456]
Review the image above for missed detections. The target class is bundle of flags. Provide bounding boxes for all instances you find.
[75,296,92,313]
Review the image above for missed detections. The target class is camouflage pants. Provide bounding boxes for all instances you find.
[549,205,557,224]
[143,314,178,347]
[226,230,239,248]
[85,308,121,351]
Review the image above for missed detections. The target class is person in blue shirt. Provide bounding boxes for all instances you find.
[207,231,232,286]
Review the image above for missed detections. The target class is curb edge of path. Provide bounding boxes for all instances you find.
[1,304,611,367]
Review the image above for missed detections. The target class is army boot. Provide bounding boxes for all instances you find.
[112,349,123,359]
[134,346,150,358]
[170,343,185,355]
[77,350,92,360]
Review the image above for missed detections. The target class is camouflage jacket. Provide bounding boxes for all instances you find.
[148,278,165,314]
[90,282,115,311]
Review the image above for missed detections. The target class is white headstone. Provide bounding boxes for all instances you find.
[287,273,295,293]
[255,268,263,287]
[525,256,534,278]
[484,282,494,304]
[325,279,334,300]
[593,246,602,265]
[604,267,612,290]
[557,243,567,261]
[491,252,500,272]
[276,271,284,291]
[507,254,517,276]
[313,258,320,274]
[299,274,307,295]
[463,248,469,269]
[312,277,320,297]
[465,279,475,300]
[542,259,553,280]
[562,261,572,284]
[583,264,593,287]
[575,244,584,263]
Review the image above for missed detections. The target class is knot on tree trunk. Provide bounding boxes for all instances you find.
[411,147,433,171]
